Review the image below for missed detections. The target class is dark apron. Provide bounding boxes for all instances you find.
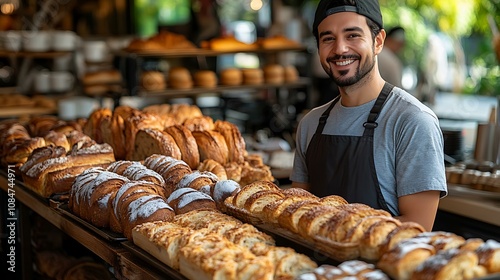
[305,83,394,215]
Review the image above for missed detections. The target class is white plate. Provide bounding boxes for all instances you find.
[447,184,500,201]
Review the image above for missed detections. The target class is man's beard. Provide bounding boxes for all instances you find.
[326,53,376,87]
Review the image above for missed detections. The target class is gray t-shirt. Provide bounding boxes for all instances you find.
[290,87,447,215]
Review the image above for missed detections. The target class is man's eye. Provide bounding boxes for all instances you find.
[322,37,334,42]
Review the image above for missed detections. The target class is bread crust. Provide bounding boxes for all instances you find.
[164,125,200,169]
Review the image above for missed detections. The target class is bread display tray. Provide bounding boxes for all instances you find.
[121,241,188,280]
[57,203,127,242]
[222,202,359,262]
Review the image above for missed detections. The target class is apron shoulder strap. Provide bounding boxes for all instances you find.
[315,96,341,134]
[363,83,394,134]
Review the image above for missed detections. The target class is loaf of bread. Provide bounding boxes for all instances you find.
[231,180,281,209]
[242,68,264,85]
[83,108,113,144]
[194,70,217,88]
[167,66,193,89]
[219,68,243,86]
[201,36,258,51]
[143,154,193,196]
[192,130,230,165]
[20,143,115,197]
[411,248,487,280]
[474,239,500,273]
[123,111,165,160]
[140,71,166,91]
[263,64,285,84]
[164,125,200,169]
[107,161,166,191]
[183,116,215,132]
[43,130,70,151]
[130,128,182,161]
[197,159,227,180]
[213,120,246,164]
[83,69,122,85]
[377,238,436,280]
[243,189,285,216]
[176,170,219,191]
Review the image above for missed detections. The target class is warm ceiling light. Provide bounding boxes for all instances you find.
[1,3,15,15]
[250,0,263,11]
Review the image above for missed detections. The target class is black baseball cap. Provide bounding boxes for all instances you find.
[313,0,383,40]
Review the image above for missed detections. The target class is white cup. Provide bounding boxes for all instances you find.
[83,40,109,62]
[49,71,74,92]
[4,31,22,51]
[22,31,51,52]
[34,70,51,93]
[52,31,78,51]
[58,98,77,120]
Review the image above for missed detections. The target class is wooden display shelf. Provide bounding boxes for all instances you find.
[0,106,56,118]
[137,77,310,98]
[0,50,73,58]
[114,46,307,58]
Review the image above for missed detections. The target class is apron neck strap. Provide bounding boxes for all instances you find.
[315,95,341,134]
[363,82,394,135]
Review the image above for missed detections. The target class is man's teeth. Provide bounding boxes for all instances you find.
[336,60,354,66]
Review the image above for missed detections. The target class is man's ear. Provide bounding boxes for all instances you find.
[375,29,386,55]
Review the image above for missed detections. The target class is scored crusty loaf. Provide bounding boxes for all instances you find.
[281,187,318,199]
[183,115,215,132]
[197,159,227,181]
[411,248,487,280]
[69,167,106,217]
[192,130,230,165]
[175,170,219,191]
[131,128,182,161]
[83,108,112,143]
[121,193,175,240]
[213,120,246,164]
[45,163,110,197]
[170,189,217,215]
[164,125,200,169]
[277,200,323,233]
[20,143,115,198]
[43,130,70,151]
[124,111,165,160]
[4,137,46,167]
[111,161,166,190]
[109,180,165,233]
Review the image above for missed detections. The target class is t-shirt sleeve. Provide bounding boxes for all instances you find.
[395,110,448,197]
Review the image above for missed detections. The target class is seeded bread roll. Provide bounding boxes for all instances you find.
[192,130,229,165]
[131,128,182,161]
[164,125,200,170]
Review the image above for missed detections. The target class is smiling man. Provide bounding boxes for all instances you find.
[290,0,447,231]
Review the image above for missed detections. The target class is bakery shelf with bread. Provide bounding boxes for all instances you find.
[131,209,320,280]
